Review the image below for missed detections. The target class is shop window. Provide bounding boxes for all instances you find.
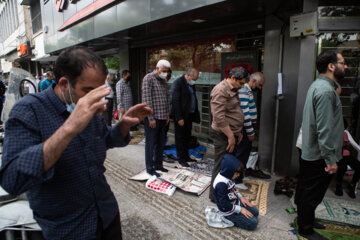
[318,6,360,17]
[317,33,360,141]
[147,36,235,140]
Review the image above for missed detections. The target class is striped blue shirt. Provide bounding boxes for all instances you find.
[238,84,257,136]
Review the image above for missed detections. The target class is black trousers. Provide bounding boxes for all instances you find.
[103,98,113,126]
[209,130,248,201]
[234,129,252,166]
[96,214,122,240]
[144,118,166,171]
[337,155,360,185]
[295,158,332,235]
[174,116,193,161]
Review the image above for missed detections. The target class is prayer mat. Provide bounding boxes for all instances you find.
[129,135,145,145]
[292,218,360,240]
[187,158,214,176]
[315,197,360,227]
[235,180,269,216]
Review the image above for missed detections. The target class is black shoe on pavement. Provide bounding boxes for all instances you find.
[313,222,326,230]
[147,169,160,177]
[299,231,328,240]
[186,158,197,162]
[178,161,190,168]
[335,183,343,196]
[347,183,356,199]
[163,155,175,163]
[155,167,169,172]
[246,169,271,179]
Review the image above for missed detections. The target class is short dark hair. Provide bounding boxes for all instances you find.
[122,70,131,77]
[229,67,248,80]
[54,46,108,86]
[316,50,339,74]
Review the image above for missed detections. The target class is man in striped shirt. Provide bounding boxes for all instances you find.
[237,72,270,179]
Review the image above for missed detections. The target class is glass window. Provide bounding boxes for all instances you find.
[147,36,235,140]
[318,33,360,140]
[30,0,42,34]
[318,6,360,17]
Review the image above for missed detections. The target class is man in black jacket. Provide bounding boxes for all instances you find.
[171,68,200,167]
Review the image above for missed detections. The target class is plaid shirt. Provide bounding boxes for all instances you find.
[116,78,133,110]
[142,71,169,120]
[0,86,130,240]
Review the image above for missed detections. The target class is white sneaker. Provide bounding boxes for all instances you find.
[235,183,248,190]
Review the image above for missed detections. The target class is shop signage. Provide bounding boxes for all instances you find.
[57,0,119,31]
[17,41,32,57]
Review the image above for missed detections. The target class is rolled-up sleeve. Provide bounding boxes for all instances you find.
[0,104,54,195]
[314,91,338,165]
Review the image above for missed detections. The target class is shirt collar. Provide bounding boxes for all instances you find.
[224,80,238,96]
[45,85,68,115]
[318,75,338,89]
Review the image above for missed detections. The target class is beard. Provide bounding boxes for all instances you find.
[334,66,346,81]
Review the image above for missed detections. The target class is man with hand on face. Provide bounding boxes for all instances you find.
[208,67,247,202]
[142,60,171,177]
[116,70,133,119]
[0,46,152,240]
[296,50,347,240]
[171,67,200,167]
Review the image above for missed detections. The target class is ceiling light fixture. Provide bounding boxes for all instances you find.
[192,19,206,23]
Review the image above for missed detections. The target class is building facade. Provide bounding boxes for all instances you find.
[5,0,360,175]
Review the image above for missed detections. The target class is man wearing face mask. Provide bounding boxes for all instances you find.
[116,70,133,119]
[296,50,347,240]
[171,67,200,167]
[0,46,152,240]
[142,60,171,177]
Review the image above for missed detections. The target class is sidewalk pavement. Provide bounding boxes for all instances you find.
[105,134,306,240]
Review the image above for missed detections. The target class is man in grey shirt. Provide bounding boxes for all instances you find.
[295,50,347,240]
[116,70,133,119]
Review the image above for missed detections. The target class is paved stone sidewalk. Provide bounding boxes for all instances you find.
[105,141,298,240]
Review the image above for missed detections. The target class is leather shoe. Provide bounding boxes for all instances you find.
[155,167,169,172]
[313,222,326,230]
[147,169,160,177]
[186,158,197,162]
[299,231,328,240]
[246,168,271,179]
[178,161,190,168]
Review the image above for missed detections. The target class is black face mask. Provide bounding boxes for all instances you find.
[126,76,132,82]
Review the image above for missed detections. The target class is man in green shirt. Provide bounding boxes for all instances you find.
[296,50,347,240]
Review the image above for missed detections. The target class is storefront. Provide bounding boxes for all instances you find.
[40,0,360,175]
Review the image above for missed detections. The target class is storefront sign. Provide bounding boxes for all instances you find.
[17,42,32,57]
[58,0,119,31]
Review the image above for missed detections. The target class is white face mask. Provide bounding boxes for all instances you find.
[62,83,76,113]
[188,80,196,85]
[159,72,168,79]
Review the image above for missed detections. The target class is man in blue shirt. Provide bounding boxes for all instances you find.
[0,46,152,240]
[40,71,55,91]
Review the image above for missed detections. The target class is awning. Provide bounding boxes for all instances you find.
[31,54,58,63]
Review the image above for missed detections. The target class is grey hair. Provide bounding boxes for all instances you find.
[156,59,171,69]
[249,72,263,84]
[186,67,198,77]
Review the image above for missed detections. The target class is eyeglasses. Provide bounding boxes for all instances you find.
[336,61,346,65]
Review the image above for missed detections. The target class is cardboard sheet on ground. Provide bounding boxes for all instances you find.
[130,167,211,196]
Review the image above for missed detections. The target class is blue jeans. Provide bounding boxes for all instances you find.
[226,202,259,230]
